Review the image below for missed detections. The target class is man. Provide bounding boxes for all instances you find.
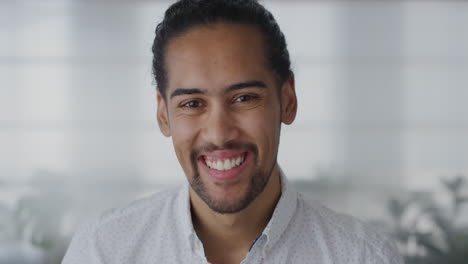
[63,0,403,263]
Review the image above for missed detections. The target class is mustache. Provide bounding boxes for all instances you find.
[190,141,258,165]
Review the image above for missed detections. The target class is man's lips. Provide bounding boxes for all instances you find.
[199,149,246,160]
[198,150,251,181]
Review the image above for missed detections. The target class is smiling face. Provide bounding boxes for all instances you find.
[157,23,297,214]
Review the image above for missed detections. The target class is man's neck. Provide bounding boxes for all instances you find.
[189,165,282,264]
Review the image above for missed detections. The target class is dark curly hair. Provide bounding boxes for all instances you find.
[152,0,292,99]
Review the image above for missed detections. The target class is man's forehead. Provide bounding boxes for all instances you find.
[166,23,266,63]
[164,23,272,97]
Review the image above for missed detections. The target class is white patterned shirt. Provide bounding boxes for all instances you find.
[62,173,404,264]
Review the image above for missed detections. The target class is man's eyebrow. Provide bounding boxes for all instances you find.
[226,80,267,93]
[170,88,204,99]
[169,81,267,99]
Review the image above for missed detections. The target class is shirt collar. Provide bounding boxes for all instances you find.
[177,181,196,244]
[262,168,298,250]
[179,168,298,251]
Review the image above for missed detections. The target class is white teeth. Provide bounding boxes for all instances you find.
[205,154,245,171]
[216,160,223,170]
[222,159,229,170]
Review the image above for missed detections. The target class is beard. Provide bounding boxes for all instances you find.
[189,141,275,214]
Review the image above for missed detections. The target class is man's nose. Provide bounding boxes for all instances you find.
[202,106,239,146]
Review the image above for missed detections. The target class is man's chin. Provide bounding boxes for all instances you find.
[205,199,250,215]
[191,167,271,214]
[192,178,252,214]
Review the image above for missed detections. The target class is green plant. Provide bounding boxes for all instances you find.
[388,175,468,264]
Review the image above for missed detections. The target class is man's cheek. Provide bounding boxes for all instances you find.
[243,107,274,130]
[172,118,200,140]
[171,123,199,166]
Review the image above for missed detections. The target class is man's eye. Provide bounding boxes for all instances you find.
[181,100,202,108]
[234,95,257,103]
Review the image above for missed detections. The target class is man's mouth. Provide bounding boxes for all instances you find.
[197,150,250,181]
[203,153,246,171]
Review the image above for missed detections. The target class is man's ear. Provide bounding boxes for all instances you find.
[157,91,171,137]
[281,73,297,125]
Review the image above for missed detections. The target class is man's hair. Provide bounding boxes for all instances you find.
[152,0,292,99]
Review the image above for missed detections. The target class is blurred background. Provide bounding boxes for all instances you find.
[1,0,467,263]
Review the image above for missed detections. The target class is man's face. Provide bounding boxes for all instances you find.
[157,23,296,214]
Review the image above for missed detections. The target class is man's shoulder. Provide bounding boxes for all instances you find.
[102,186,182,221]
[96,185,185,230]
[294,192,402,263]
[63,186,190,263]
[297,192,389,243]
